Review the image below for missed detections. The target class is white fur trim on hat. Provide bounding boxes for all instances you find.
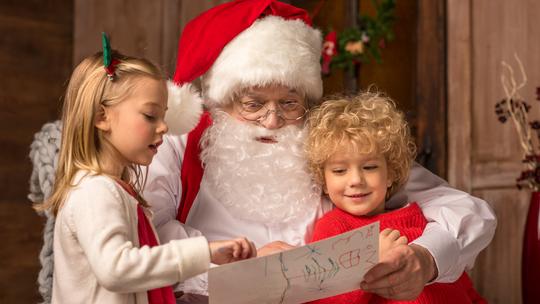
[165,81,203,136]
[201,15,323,109]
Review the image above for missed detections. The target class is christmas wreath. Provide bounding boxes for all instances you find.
[318,0,398,75]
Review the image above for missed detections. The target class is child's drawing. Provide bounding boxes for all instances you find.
[300,257,340,283]
[208,222,379,304]
[295,244,323,261]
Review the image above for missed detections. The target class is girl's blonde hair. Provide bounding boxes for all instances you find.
[306,90,417,200]
[35,50,166,217]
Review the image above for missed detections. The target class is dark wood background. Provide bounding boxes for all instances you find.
[0,1,72,303]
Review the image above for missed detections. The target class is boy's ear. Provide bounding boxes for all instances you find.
[323,185,328,194]
[386,177,393,188]
[94,105,111,132]
[386,170,394,188]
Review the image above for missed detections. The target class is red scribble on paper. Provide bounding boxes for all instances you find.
[363,250,377,270]
[367,225,374,238]
[332,231,364,251]
[339,249,361,268]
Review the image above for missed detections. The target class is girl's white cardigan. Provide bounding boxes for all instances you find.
[51,171,210,304]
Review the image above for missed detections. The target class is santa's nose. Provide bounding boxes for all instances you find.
[259,110,284,130]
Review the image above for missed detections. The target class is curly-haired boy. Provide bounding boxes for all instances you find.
[305,91,486,303]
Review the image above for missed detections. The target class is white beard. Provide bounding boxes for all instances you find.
[200,110,321,226]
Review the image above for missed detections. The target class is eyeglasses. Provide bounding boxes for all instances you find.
[233,100,309,122]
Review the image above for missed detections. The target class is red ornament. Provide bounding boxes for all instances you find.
[321,30,338,75]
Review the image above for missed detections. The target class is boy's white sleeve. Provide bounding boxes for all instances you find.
[385,162,497,283]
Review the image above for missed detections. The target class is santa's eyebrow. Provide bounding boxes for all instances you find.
[242,90,300,99]
[285,89,299,95]
[240,91,259,98]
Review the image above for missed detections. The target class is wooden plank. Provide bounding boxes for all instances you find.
[466,1,540,303]
[0,202,46,303]
[447,0,472,192]
[471,189,529,304]
[472,0,540,164]
[415,0,446,178]
[73,0,235,80]
[161,0,183,78]
[0,0,72,302]
[73,0,165,68]
[472,161,527,189]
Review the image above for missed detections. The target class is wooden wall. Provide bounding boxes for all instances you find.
[73,0,233,81]
[0,1,73,303]
[448,0,540,303]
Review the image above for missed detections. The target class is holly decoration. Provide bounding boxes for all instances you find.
[102,32,112,69]
[321,0,398,75]
[102,32,121,80]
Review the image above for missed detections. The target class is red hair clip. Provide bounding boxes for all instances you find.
[104,58,121,80]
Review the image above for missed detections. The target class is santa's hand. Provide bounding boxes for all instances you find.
[360,244,437,301]
[379,228,408,260]
[256,241,294,257]
[208,237,256,265]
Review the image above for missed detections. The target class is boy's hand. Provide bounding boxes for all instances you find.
[379,228,407,259]
[209,237,256,265]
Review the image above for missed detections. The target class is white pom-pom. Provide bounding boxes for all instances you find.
[165,81,204,136]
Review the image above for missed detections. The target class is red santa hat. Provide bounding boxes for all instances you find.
[165,0,323,134]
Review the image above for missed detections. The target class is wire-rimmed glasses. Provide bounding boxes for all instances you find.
[233,100,309,122]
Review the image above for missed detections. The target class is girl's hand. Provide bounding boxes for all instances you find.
[256,240,294,257]
[209,237,257,265]
[379,228,407,260]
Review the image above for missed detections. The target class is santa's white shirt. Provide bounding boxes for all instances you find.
[143,132,497,296]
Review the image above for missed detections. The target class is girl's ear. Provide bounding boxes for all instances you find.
[94,105,111,132]
[323,184,328,194]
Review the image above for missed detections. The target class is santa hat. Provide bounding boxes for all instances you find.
[168,0,323,121]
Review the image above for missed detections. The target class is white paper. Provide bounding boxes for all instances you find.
[209,221,379,304]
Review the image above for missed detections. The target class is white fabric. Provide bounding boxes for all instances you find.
[52,171,211,304]
[201,15,323,109]
[386,162,498,283]
[144,133,497,296]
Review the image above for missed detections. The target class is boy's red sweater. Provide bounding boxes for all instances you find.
[307,203,486,304]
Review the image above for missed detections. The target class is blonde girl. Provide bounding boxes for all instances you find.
[36,50,255,304]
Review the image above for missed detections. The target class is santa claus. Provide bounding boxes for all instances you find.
[144,0,496,302]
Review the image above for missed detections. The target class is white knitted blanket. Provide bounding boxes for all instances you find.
[28,120,61,304]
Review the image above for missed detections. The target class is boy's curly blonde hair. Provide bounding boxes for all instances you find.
[306,91,417,199]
